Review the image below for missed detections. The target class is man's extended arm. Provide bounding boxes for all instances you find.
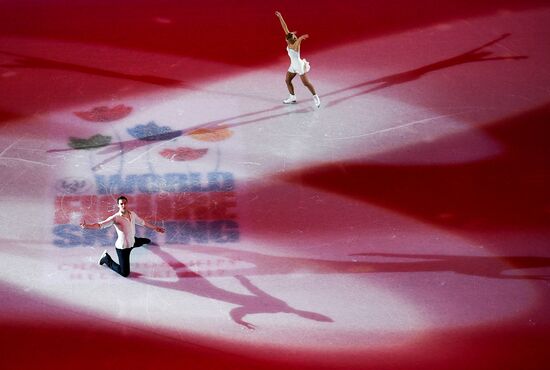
[143,220,165,233]
[81,214,114,230]
[134,213,165,233]
[80,222,100,229]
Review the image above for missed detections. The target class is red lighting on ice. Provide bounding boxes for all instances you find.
[1,1,549,370]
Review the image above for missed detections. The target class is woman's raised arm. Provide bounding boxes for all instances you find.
[275,11,290,34]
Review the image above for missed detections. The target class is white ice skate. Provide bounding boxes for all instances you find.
[313,94,321,108]
[283,94,297,104]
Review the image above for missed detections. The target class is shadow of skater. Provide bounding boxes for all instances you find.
[47,104,312,171]
[350,253,550,280]
[324,33,528,107]
[0,50,183,87]
[45,35,527,169]
[166,245,550,281]
[135,245,333,330]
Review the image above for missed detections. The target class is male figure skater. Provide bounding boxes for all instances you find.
[80,195,165,277]
[275,11,321,108]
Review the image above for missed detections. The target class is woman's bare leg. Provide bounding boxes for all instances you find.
[300,73,320,107]
[300,73,317,95]
[286,72,297,95]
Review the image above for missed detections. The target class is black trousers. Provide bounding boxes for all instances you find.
[104,237,150,277]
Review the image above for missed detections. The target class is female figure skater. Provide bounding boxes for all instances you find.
[275,11,321,108]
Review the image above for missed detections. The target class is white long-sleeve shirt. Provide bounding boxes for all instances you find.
[99,211,145,249]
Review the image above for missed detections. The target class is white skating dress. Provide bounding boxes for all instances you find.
[287,47,310,75]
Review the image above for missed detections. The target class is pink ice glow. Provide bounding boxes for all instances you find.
[1,1,549,370]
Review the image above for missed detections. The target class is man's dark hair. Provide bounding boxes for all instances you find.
[117,195,128,203]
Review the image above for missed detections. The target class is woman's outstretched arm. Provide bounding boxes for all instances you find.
[275,11,290,34]
[293,34,309,50]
